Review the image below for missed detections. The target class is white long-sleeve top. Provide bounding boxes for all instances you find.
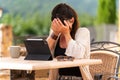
[49,28,93,80]
[65,28,90,59]
[65,28,93,80]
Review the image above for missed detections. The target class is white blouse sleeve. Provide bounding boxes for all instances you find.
[65,28,90,59]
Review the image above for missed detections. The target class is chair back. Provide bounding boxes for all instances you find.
[90,41,120,80]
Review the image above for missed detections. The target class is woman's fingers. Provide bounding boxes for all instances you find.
[52,18,71,35]
[53,19,59,27]
[56,18,64,27]
[64,20,69,27]
[51,19,61,34]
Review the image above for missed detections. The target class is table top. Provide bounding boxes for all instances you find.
[0,57,102,70]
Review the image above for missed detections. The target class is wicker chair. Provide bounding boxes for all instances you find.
[90,41,120,80]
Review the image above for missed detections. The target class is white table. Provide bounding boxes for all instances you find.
[0,57,102,80]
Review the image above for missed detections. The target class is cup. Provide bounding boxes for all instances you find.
[9,46,21,58]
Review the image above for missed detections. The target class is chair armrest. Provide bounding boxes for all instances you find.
[107,76,119,80]
[107,72,120,80]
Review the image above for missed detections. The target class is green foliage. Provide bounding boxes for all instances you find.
[95,0,116,25]
[0,0,103,38]
[1,12,51,37]
[79,13,95,27]
[0,12,94,37]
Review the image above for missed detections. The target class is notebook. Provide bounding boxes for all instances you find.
[24,38,52,60]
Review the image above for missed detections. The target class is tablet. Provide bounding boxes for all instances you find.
[24,38,52,60]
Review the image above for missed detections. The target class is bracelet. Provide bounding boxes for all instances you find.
[50,32,58,40]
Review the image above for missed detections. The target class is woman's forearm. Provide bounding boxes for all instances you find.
[46,36,56,57]
[64,33,72,47]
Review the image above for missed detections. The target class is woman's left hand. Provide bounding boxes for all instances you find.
[56,18,71,36]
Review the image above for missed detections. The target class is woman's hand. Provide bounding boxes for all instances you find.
[51,18,71,36]
[51,18,62,36]
[61,20,72,35]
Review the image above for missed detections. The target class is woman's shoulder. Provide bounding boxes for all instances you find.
[76,27,90,33]
[75,27,90,39]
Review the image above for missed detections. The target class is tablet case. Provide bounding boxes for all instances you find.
[24,38,52,60]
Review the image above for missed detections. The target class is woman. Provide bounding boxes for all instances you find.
[47,3,93,80]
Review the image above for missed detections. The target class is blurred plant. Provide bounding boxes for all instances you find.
[1,12,95,37]
[95,0,116,25]
[1,12,51,37]
[0,12,95,44]
[79,13,95,27]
